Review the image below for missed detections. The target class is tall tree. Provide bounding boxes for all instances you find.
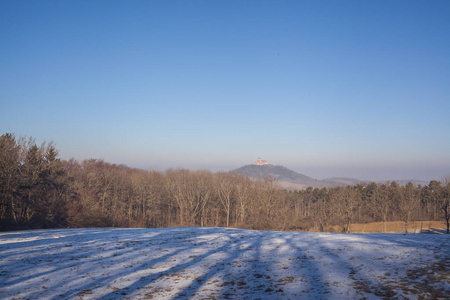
[0,134,21,229]
[311,188,333,232]
[336,186,360,233]
[443,180,450,234]
[367,183,391,233]
[428,180,450,234]
[234,174,252,226]
[396,182,420,234]
[215,172,236,228]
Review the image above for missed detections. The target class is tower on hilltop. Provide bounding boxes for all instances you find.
[254,158,268,165]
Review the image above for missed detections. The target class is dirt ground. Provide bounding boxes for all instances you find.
[325,221,448,234]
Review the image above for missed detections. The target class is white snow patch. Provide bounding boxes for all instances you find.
[0,228,448,299]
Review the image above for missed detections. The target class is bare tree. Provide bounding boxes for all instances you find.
[367,183,391,233]
[166,169,199,226]
[310,188,333,232]
[196,170,213,227]
[131,170,167,227]
[336,186,360,233]
[428,180,450,234]
[215,172,236,228]
[234,174,253,225]
[262,176,278,221]
[443,180,450,234]
[395,182,420,234]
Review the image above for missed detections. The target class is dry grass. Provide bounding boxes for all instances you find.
[325,221,447,234]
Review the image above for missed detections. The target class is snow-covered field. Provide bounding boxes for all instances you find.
[0,228,448,299]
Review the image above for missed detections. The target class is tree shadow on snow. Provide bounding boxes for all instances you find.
[1,228,448,299]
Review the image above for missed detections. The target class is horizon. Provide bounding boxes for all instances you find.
[1,1,449,183]
[63,154,450,183]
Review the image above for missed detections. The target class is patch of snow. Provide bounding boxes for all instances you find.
[0,228,448,299]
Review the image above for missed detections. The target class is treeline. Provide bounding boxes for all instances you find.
[1,133,449,233]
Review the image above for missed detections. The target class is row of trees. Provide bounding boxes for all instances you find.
[1,133,449,233]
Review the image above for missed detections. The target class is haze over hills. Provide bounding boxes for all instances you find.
[322,177,366,187]
[233,159,434,190]
[233,158,330,190]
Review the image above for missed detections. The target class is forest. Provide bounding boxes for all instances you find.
[1,133,449,233]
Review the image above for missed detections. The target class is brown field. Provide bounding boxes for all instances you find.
[325,221,447,234]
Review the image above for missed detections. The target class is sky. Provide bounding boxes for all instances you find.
[1,1,449,181]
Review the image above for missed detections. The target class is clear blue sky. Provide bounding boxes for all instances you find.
[1,1,449,181]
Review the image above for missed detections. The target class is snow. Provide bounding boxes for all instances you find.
[0,227,449,299]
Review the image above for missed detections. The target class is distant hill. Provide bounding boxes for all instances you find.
[322,177,366,187]
[233,161,433,190]
[233,164,330,190]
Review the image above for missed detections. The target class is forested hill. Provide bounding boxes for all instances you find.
[234,164,330,190]
[1,133,449,233]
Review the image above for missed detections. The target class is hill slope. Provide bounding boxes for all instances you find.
[234,164,330,189]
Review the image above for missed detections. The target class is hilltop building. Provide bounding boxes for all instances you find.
[254,158,268,165]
